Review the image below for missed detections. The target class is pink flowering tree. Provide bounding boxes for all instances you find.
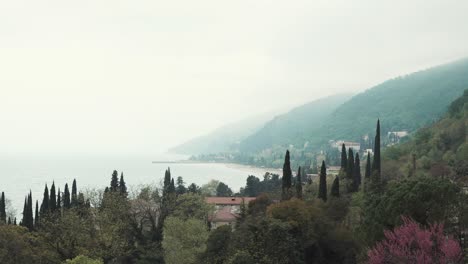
[368,217,463,264]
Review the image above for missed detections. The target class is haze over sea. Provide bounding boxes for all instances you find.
[1,153,277,217]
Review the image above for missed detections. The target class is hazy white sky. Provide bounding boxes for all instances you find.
[1,0,467,155]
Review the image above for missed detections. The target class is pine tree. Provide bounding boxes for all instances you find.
[296,166,303,199]
[40,184,49,214]
[176,176,187,195]
[119,172,127,195]
[331,177,340,198]
[372,119,381,181]
[353,153,362,192]
[57,188,61,211]
[63,184,71,209]
[318,161,327,202]
[281,150,293,201]
[0,192,6,223]
[71,179,78,207]
[49,182,57,212]
[341,144,348,170]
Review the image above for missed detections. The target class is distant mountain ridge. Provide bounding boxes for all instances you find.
[172,57,468,156]
[168,112,276,155]
[238,94,352,152]
[239,57,468,153]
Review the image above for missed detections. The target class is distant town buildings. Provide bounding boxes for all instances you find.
[205,197,256,229]
[331,140,361,151]
[387,131,409,145]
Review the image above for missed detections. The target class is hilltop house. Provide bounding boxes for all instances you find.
[205,197,256,229]
[332,140,361,151]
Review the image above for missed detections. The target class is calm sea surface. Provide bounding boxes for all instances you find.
[0,154,279,217]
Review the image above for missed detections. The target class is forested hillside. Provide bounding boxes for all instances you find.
[381,89,468,184]
[238,58,468,154]
[239,94,351,152]
[323,58,468,141]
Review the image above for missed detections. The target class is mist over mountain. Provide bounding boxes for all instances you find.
[169,111,278,155]
[239,58,468,153]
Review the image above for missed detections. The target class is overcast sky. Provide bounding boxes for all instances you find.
[0,0,467,156]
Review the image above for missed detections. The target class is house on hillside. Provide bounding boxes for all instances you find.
[387,131,409,145]
[331,140,361,151]
[205,197,256,229]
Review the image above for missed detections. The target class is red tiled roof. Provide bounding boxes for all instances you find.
[210,206,238,222]
[205,197,256,205]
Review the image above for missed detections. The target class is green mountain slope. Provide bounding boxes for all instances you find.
[324,58,468,141]
[382,89,467,185]
[239,94,352,152]
[239,58,468,153]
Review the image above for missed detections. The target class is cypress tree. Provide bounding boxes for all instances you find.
[340,144,348,170]
[49,182,57,212]
[14,217,17,225]
[331,177,340,198]
[7,217,11,225]
[281,150,292,201]
[296,166,303,199]
[365,152,371,180]
[318,161,327,202]
[169,178,176,194]
[346,148,354,193]
[28,192,33,230]
[163,168,171,196]
[71,179,78,207]
[353,153,362,192]
[63,184,71,209]
[119,172,127,195]
[57,188,61,211]
[40,184,49,214]
[110,170,119,192]
[372,119,381,181]
[22,192,33,231]
[0,192,6,223]
[21,197,26,227]
[35,200,39,228]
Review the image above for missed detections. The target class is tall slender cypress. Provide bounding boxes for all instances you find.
[169,178,176,194]
[22,192,34,231]
[0,192,6,223]
[35,200,39,228]
[372,119,381,181]
[57,189,61,211]
[331,177,340,198]
[119,172,127,195]
[163,168,171,197]
[318,161,327,202]
[71,179,78,207]
[346,148,354,193]
[7,217,11,225]
[49,182,57,212]
[110,170,119,192]
[281,150,292,201]
[340,144,348,170]
[296,166,303,199]
[365,152,371,180]
[40,184,49,214]
[353,153,362,192]
[64,184,71,209]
